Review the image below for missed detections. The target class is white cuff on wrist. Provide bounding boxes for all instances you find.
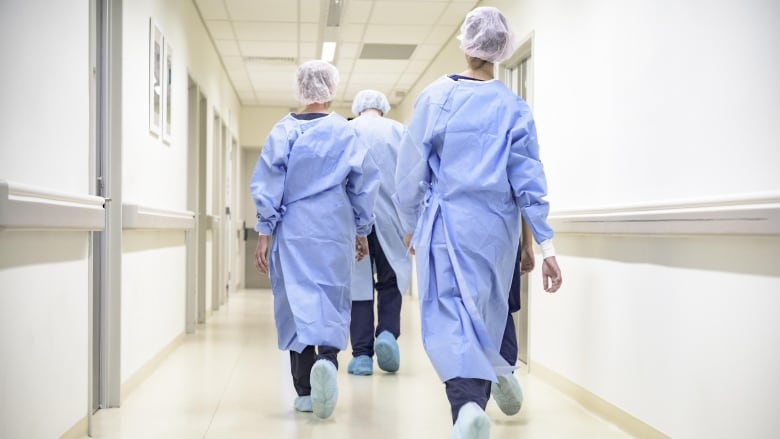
[540,239,556,259]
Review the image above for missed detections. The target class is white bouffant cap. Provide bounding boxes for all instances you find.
[351,89,391,116]
[457,7,516,63]
[295,60,339,105]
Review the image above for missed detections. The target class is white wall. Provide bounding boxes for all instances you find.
[0,1,91,438]
[396,0,780,437]
[491,0,780,210]
[529,234,780,438]
[120,0,241,382]
[487,1,780,437]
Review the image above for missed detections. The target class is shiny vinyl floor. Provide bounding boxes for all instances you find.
[86,289,632,439]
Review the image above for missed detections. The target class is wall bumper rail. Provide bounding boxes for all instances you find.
[0,180,105,231]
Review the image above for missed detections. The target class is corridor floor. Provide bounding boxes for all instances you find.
[85,289,632,438]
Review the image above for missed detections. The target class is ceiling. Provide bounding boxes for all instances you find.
[193,0,479,108]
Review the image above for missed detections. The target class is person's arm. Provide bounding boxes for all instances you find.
[394,91,445,247]
[249,124,290,236]
[255,235,270,274]
[249,124,290,274]
[346,133,380,238]
[507,107,561,292]
[520,220,535,274]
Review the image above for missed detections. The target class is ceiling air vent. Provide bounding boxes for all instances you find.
[243,56,297,65]
[359,44,417,60]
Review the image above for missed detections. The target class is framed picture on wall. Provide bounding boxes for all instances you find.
[148,19,163,136]
[162,39,173,144]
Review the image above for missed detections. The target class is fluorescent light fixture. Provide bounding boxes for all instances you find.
[327,0,343,27]
[321,41,337,62]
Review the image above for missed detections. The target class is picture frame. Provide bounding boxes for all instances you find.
[162,38,173,144]
[149,19,163,136]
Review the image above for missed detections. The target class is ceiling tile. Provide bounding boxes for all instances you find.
[352,72,407,83]
[344,1,372,23]
[338,43,360,59]
[404,60,430,74]
[439,2,472,26]
[352,59,409,73]
[222,55,246,71]
[206,20,235,39]
[340,24,366,43]
[195,0,229,20]
[299,42,317,59]
[245,62,298,74]
[425,25,456,46]
[225,0,297,22]
[233,22,317,41]
[240,41,298,58]
[346,83,393,96]
[363,25,430,44]
[399,71,423,84]
[410,44,441,61]
[369,2,447,25]
[299,0,321,23]
[215,39,242,56]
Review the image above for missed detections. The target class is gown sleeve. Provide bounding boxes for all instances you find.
[393,93,442,234]
[346,134,380,237]
[249,123,291,235]
[506,108,554,244]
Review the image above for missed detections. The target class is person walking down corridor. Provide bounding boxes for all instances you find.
[249,60,379,420]
[347,90,412,376]
[394,7,563,439]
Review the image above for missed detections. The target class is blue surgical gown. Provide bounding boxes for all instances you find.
[394,76,553,383]
[250,112,379,353]
[349,114,413,301]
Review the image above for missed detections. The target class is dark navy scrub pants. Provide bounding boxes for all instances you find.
[350,229,402,357]
[289,345,339,396]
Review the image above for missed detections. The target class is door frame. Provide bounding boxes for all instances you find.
[89,0,123,431]
[185,75,201,333]
[498,32,535,369]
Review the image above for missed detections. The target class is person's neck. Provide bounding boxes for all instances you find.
[300,102,330,114]
[460,63,494,81]
[360,108,383,117]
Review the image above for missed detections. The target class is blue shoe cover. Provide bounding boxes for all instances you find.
[491,373,523,415]
[374,331,400,373]
[347,355,374,376]
[452,402,490,439]
[310,359,338,419]
[294,395,312,412]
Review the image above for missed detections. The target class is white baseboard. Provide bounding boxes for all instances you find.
[120,333,186,402]
[59,416,87,439]
[530,360,670,439]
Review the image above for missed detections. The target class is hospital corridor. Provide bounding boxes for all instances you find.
[1,1,779,438]
[84,289,631,438]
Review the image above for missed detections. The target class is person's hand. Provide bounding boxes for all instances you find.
[356,236,369,261]
[541,256,562,293]
[403,233,415,255]
[520,244,535,274]
[255,235,270,274]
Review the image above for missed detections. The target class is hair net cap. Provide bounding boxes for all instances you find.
[295,60,339,105]
[457,7,516,64]
[352,89,391,116]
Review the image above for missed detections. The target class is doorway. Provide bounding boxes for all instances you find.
[90,0,122,427]
[498,34,534,367]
